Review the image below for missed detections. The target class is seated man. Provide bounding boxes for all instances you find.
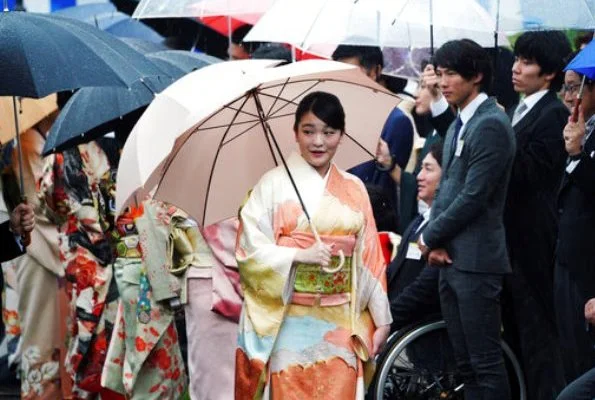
[387,141,443,330]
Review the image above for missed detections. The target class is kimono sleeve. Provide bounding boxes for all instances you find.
[354,181,392,328]
[236,172,298,335]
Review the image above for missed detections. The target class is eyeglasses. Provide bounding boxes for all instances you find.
[562,83,581,94]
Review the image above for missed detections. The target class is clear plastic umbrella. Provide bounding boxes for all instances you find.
[244,0,509,51]
[480,0,595,32]
[132,0,273,20]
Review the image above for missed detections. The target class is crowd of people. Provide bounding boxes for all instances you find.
[0,21,594,400]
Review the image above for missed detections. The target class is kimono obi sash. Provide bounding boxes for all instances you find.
[278,231,356,296]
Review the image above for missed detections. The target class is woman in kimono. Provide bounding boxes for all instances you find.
[235,91,392,399]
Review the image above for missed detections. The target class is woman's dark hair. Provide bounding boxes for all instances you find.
[427,140,444,167]
[365,184,398,233]
[433,39,493,93]
[293,91,345,132]
[514,31,572,92]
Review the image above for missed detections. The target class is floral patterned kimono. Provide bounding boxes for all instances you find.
[235,152,392,400]
[101,201,186,399]
[39,141,120,399]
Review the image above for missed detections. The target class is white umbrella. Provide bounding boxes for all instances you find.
[116,60,403,227]
[244,0,509,50]
[132,0,274,20]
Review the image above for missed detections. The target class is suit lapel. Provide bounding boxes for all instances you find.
[513,91,556,134]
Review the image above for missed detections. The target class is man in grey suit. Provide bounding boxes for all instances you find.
[418,39,516,399]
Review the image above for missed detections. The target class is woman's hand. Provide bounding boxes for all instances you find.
[371,324,391,358]
[294,241,333,267]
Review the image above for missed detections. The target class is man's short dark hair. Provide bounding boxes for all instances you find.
[433,39,493,93]
[514,31,572,92]
[231,24,262,55]
[331,44,384,71]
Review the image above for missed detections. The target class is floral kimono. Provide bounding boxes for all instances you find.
[101,201,186,399]
[236,152,392,400]
[39,141,120,399]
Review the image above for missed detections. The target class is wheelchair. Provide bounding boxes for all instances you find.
[369,318,527,400]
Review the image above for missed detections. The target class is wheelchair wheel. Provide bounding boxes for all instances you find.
[372,320,526,400]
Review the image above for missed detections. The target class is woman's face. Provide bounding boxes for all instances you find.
[416,152,442,206]
[295,111,343,176]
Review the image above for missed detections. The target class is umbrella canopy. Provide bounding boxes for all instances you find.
[53,2,117,20]
[0,94,57,145]
[119,37,170,54]
[480,0,595,32]
[115,59,285,213]
[132,0,273,20]
[0,11,166,98]
[43,51,222,155]
[565,38,595,80]
[147,50,222,74]
[117,60,403,227]
[244,0,508,50]
[95,12,165,43]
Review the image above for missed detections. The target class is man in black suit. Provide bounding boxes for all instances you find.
[1,203,34,263]
[501,31,571,399]
[418,40,516,399]
[555,72,595,386]
[388,141,443,329]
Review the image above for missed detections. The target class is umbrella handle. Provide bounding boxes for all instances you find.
[20,197,31,248]
[311,224,345,274]
[571,97,582,123]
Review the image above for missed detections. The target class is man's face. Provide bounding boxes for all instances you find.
[228,43,250,60]
[511,56,554,96]
[415,81,433,116]
[336,56,380,82]
[563,70,582,111]
[436,67,480,109]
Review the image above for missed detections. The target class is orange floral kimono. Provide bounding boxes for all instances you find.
[235,152,392,399]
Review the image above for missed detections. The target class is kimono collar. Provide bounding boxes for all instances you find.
[286,152,334,218]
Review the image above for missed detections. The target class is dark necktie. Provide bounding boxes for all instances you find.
[451,115,463,155]
[405,214,425,243]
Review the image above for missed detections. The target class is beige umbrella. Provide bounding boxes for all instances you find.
[116,59,402,227]
[0,94,57,145]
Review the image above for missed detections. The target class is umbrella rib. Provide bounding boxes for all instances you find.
[201,94,255,226]
[198,118,263,132]
[250,90,279,168]
[344,131,375,159]
[263,78,290,118]
[260,80,322,119]
[224,104,261,119]
[221,120,262,146]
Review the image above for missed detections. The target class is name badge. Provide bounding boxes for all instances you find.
[455,139,464,157]
[406,242,422,260]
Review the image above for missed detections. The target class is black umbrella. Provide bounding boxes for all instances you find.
[147,50,221,73]
[43,51,221,155]
[0,11,166,98]
[0,9,168,244]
